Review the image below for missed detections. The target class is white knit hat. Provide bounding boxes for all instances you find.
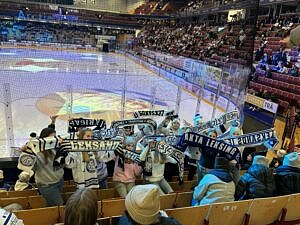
[283,152,300,168]
[125,184,160,225]
[277,149,287,158]
[252,155,269,167]
[0,170,3,179]
[0,208,24,225]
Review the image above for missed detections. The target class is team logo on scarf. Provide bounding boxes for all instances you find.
[223,128,279,150]
[93,128,120,140]
[133,110,175,118]
[179,132,241,163]
[19,153,36,167]
[192,110,240,134]
[111,118,157,132]
[68,118,106,133]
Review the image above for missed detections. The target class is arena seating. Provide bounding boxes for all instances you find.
[134,1,157,15]
[136,20,254,66]
[7,192,300,225]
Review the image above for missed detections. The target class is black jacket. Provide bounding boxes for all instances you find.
[275,165,300,195]
[118,214,182,225]
[235,164,276,200]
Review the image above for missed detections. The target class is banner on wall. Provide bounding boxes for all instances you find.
[245,94,278,114]
[206,66,222,82]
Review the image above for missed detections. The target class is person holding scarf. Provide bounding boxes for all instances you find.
[65,128,99,189]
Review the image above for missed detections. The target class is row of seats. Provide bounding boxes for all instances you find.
[12,192,300,225]
[257,76,300,95]
[248,81,300,104]
[0,181,196,209]
[12,191,193,225]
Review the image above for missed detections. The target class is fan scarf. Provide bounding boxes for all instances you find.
[111,118,157,132]
[222,128,279,150]
[68,118,106,133]
[179,132,242,163]
[133,110,175,118]
[192,110,240,134]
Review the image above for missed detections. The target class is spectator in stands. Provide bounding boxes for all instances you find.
[271,51,280,65]
[235,155,276,200]
[14,171,34,191]
[269,149,287,169]
[65,128,99,189]
[158,116,183,136]
[139,141,176,195]
[273,61,287,73]
[241,147,256,170]
[255,47,264,61]
[261,53,271,65]
[0,170,10,191]
[197,129,218,181]
[32,115,64,206]
[158,116,182,182]
[185,114,203,181]
[290,64,299,77]
[118,184,181,225]
[275,152,300,196]
[0,208,24,225]
[278,48,287,65]
[65,188,98,225]
[113,137,142,197]
[192,157,235,206]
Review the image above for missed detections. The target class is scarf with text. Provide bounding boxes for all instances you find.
[111,118,157,132]
[133,110,175,118]
[68,118,106,133]
[222,128,279,150]
[179,132,241,163]
[192,110,240,134]
[143,135,182,147]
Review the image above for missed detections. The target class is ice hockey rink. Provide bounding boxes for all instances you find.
[0,47,223,155]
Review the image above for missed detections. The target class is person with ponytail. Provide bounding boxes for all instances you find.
[139,141,176,195]
[113,136,143,197]
[33,116,64,206]
[158,116,183,182]
[65,128,99,189]
[185,114,204,181]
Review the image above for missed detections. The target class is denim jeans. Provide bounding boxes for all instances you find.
[230,165,240,185]
[99,180,108,189]
[148,178,174,195]
[114,181,135,197]
[38,179,64,207]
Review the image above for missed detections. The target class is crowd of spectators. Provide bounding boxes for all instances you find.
[136,19,254,65]
[179,0,244,16]
[0,20,96,45]
[253,16,299,78]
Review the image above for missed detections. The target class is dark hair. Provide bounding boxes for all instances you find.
[39,128,55,138]
[214,157,230,170]
[39,127,56,164]
[65,188,98,225]
[30,132,37,138]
